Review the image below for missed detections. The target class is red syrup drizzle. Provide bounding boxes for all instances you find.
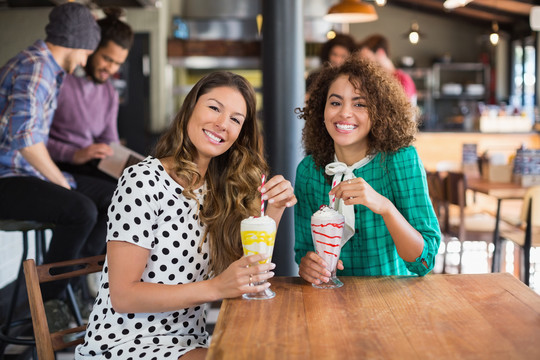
[311,222,344,228]
[312,231,342,239]
[315,240,340,247]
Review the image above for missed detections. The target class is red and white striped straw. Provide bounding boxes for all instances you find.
[261,174,266,217]
[330,180,337,209]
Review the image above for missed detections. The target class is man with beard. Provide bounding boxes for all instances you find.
[48,7,133,183]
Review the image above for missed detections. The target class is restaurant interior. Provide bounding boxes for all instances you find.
[1,0,540,359]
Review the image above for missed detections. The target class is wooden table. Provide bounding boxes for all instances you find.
[467,178,527,272]
[207,275,540,360]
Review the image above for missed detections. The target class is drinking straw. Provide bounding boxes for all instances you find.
[261,174,266,217]
[330,180,337,209]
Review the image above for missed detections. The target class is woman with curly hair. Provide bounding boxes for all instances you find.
[294,57,440,285]
[76,71,296,360]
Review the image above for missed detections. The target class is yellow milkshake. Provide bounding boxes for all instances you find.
[240,215,277,299]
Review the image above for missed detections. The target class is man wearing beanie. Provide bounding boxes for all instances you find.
[0,3,109,304]
[48,7,134,185]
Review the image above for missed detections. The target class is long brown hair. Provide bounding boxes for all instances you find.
[154,71,267,275]
[298,57,417,180]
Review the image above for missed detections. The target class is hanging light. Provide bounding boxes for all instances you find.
[375,0,387,6]
[324,0,378,23]
[443,0,473,9]
[326,30,337,40]
[404,21,424,45]
[490,21,499,46]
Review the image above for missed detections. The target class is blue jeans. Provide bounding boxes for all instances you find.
[0,174,115,300]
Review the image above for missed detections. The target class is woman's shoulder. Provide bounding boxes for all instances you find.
[383,146,425,174]
[119,156,162,181]
[386,146,419,161]
[296,155,320,175]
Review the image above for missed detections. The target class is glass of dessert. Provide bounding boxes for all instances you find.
[311,205,345,289]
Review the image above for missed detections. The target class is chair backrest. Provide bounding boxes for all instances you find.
[23,255,105,360]
[444,171,467,208]
[426,170,448,232]
[521,185,540,227]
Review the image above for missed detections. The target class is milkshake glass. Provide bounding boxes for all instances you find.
[240,215,277,300]
[311,205,345,289]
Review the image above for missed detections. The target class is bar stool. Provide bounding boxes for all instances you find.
[0,219,52,357]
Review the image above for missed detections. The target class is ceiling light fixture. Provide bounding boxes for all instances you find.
[324,0,378,23]
[375,0,387,6]
[404,21,424,45]
[443,0,473,10]
[490,21,499,46]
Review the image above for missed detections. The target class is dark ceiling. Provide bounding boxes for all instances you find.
[388,0,536,34]
[0,0,158,8]
[0,0,538,35]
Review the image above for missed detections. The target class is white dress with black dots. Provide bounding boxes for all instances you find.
[75,156,210,360]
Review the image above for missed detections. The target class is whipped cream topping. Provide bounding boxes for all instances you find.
[241,215,276,232]
[312,205,341,219]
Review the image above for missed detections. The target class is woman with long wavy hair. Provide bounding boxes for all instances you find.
[295,57,440,285]
[76,71,296,360]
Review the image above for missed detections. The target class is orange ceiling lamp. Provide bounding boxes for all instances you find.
[324,0,378,23]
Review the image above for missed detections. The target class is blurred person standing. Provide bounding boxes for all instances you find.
[319,33,357,67]
[0,3,108,301]
[48,7,134,184]
[306,33,357,99]
[358,34,417,106]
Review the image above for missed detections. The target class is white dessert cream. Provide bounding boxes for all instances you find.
[240,215,276,264]
[311,205,345,272]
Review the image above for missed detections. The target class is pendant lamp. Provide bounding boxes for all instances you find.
[324,0,378,23]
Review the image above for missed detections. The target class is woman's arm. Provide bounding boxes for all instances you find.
[107,240,275,313]
[329,179,425,262]
[328,148,440,270]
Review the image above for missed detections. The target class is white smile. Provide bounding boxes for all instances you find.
[203,129,223,143]
[335,123,358,131]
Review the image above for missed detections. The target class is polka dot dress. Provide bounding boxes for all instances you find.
[76,157,210,359]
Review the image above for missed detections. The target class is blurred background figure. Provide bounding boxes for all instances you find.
[0,2,105,303]
[48,7,134,184]
[358,34,417,106]
[319,33,357,68]
[306,33,357,100]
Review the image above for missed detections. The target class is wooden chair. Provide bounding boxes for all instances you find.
[499,185,540,286]
[443,171,501,273]
[425,171,449,272]
[23,255,105,360]
[0,220,51,357]
[426,171,447,226]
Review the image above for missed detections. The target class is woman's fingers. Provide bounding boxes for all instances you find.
[299,252,331,284]
[260,175,297,207]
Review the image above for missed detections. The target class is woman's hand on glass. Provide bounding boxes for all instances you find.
[212,254,275,299]
[298,251,344,285]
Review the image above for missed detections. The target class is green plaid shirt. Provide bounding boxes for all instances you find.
[294,146,441,276]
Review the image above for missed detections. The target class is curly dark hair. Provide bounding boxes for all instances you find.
[297,57,417,178]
